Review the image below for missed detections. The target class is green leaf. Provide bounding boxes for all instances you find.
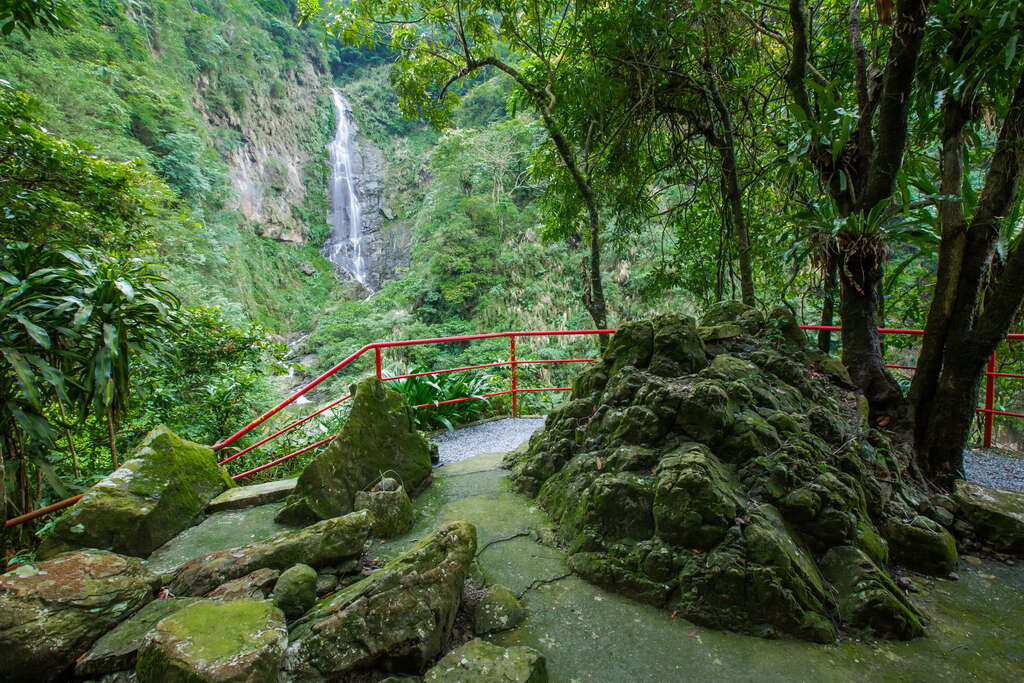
[14,313,51,348]
[3,349,42,406]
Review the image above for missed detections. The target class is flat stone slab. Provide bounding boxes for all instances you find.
[145,503,289,575]
[206,478,297,513]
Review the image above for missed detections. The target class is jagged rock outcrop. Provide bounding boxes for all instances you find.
[136,600,286,683]
[284,521,477,678]
[424,639,547,683]
[0,550,158,683]
[505,303,939,642]
[39,426,233,559]
[277,377,432,525]
[168,511,370,597]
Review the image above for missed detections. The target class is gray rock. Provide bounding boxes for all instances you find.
[0,550,158,683]
[206,478,297,513]
[316,573,338,595]
[273,564,318,619]
[285,521,476,678]
[953,480,1024,553]
[355,486,415,538]
[473,584,525,635]
[207,567,280,600]
[424,639,547,682]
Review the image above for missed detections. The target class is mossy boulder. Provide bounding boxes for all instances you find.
[273,563,318,619]
[883,516,959,575]
[277,378,433,525]
[136,599,286,683]
[75,598,203,677]
[355,485,415,538]
[168,510,370,597]
[284,521,476,678]
[820,546,923,640]
[508,305,930,642]
[953,480,1024,553]
[424,639,547,683]
[0,549,158,682]
[473,584,525,635]
[39,426,233,559]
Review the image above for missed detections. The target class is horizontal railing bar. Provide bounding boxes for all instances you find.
[213,329,615,451]
[384,362,511,380]
[988,371,1024,380]
[218,393,352,466]
[232,435,338,480]
[4,494,84,528]
[976,407,1024,419]
[885,364,917,370]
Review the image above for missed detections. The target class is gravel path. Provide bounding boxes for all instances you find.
[433,417,545,466]
[965,448,1024,493]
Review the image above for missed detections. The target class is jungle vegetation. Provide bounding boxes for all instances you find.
[1,0,1023,558]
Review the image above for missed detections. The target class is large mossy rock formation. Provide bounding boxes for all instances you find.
[505,304,936,642]
[424,639,547,683]
[136,599,286,683]
[277,378,433,525]
[168,510,370,597]
[39,426,233,559]
[284,521,477,679]
[0,549,158,683]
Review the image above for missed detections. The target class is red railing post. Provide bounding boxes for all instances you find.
[374,346,383,380]
[510,335,518,418]
[984,351,996,448]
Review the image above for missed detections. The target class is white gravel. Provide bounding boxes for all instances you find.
[433,418,545,465]
[965,448,1024,493]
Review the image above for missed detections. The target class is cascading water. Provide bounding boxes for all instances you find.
[323,87,371,289]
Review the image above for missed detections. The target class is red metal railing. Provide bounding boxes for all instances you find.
[211,329,613,479]
[10,322,1024,528]
[802,325,1024,447]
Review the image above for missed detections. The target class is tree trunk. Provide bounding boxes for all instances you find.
[836,245,903,424]
[909,94,969,446]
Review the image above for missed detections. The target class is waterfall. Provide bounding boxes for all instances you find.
[323,87,371,289]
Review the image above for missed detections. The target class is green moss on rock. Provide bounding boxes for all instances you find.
[39,426,233,559]
[136,599,286,683]
[355,486,416,538]
[820,546,924,640]
[883,516,958,575]
[424,639,547,683]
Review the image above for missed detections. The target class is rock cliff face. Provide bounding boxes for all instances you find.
[505,303,957,643]
[194,59,329,244]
